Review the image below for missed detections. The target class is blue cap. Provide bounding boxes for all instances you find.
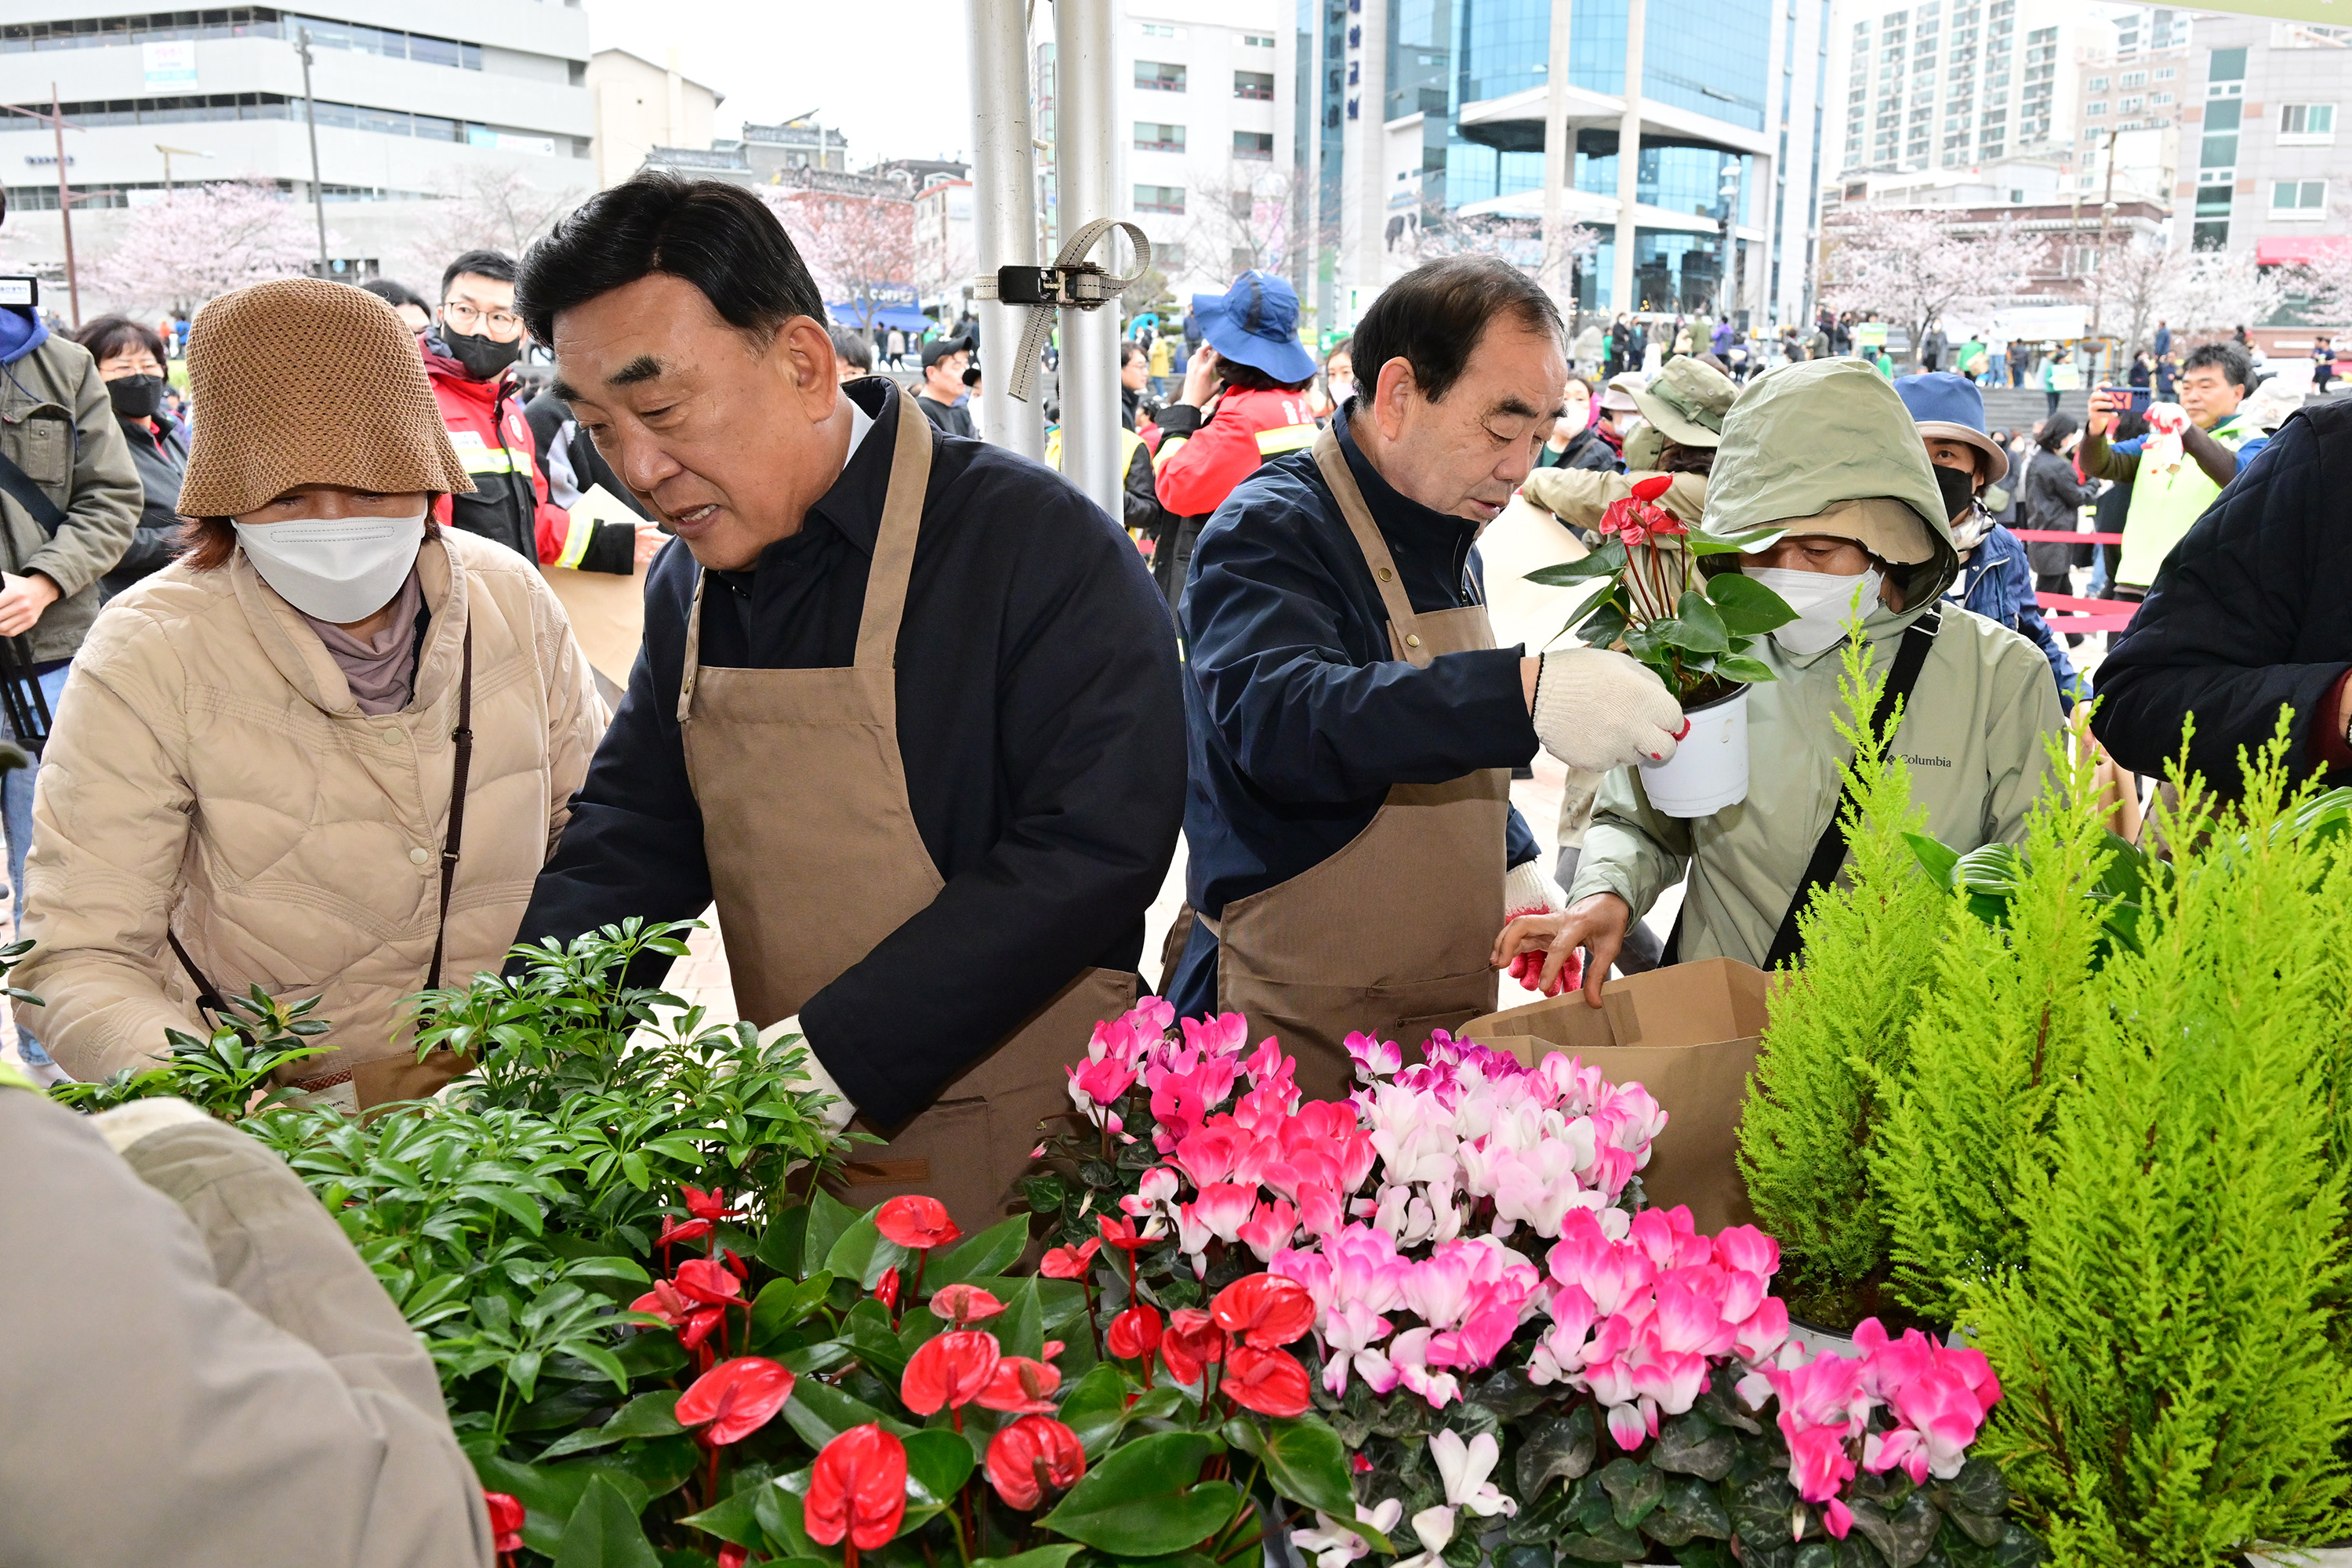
[1189,270,1317,385]
[1893,371,2008,484]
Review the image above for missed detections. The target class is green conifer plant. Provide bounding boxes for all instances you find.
[1736,629,1948,1327]
[1963,736,2352,1566]
[1873,733,2118,1324]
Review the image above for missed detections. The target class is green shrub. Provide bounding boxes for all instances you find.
[1737,630,1947,1327]
[1962,741,2352,1566]
[1873,735,2118,1324]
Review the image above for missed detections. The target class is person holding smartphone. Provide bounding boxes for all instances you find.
[2079,342,2267,601]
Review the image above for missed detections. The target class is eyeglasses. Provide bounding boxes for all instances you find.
[443,301,524,339]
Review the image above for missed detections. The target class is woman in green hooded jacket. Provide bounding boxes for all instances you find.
[1494,358,2064,1000]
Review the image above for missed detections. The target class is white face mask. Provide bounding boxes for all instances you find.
[234,510,426,625]
[1327,375,1356,405]
[1749,564,1883,657]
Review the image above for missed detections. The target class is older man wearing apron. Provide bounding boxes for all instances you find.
[1164,258,1684,1098]
[513,177,1185,1232]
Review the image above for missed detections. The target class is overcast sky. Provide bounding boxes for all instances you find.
[587,0,978,169]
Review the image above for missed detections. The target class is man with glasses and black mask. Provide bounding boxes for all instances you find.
[426,248,646,575]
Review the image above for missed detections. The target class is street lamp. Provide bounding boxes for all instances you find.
[1718,162,1743,324]
[292,28,330,277]
[155,143,213,201]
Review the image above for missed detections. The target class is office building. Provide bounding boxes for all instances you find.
[586,48,721,191]
[2068,8,2190,205]
[2,3,593,299]
[2172,13,2348,264]
[1293,0,1832,336]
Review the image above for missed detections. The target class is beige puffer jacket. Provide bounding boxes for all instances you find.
[16,528,602,1101]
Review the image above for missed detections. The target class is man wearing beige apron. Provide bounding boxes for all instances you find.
[510,177,1186,1232]
[1164,258,1686,1099]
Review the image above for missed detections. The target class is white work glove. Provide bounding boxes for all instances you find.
[757,1016,858,1132]
[1504,860,1566,920]
[1531,648,1686,772]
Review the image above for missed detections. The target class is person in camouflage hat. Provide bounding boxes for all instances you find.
[1496,358,2067,995]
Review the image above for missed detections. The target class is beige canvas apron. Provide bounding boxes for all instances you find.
[1207,429,1508,1102]
[677,403,1134,1234]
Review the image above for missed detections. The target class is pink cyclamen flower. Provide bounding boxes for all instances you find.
[1346,1032,1403,1079]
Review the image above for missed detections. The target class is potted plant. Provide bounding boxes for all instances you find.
[1526,476,1795,816]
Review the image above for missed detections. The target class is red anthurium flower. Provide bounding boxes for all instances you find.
[675,1356,797,1446]
[718,1546,749,1568]
[682,1184,736,1221]
[1106,1303,1163,1360]
[1039,1237,1103,1279]
[1630,474,1675,504]
[1222,1344,1311,1417]
[901,1330,1004,1422]
[874,1267,901,1312]
[1210,1273,1316,1348]
[658,1214,713,1250]
[929,1282,1007,1327]
[805,1423,909,1566]
[1097,1214,1154,1254]
[1043,1339,1065,1359]
[483,1491,525,1555]
[975,1355,1062,1413]
[630,1278,694,1326]
[875,1195,961,1250]
[723,1247,749,1281]
[673,1257,747,1308]
[985,1415,1087,1511]
[1160,1306,1227,1386]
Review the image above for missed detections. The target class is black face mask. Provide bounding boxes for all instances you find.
[107,373,165,420]
[1933,460,1979,524]
[441,327,522,382]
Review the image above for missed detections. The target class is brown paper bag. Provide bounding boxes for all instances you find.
[1461,956,1769,1235]
[539,485,650,688]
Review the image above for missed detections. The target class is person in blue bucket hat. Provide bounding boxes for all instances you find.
[1895,372,2085,712]
[1149,270,1323,606]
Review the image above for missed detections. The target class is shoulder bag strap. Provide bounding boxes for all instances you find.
[0,448,67,537]
[1759,607,1942,972]
[426,624,474,991]
[167,930,228,1018]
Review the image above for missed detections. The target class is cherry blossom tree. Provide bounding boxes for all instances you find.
[85,180,318,316]
[762,188,918,335]
[2160,249,2289,344]
[392,164,583,296]
[1818,209,2047,368]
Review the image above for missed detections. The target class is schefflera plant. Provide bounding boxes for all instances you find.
[1528,477,1796,705]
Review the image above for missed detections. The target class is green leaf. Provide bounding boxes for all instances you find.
[1040,1430,1241,1555]
[780,1371,912,1449]
[927,1214,1029,1288]
[797,1187,862,1282]
[971,1548,1088,1568]
[1706,569,1799,633]
[1516,1408,1598,1497]
[475,1455,653,1559]
[1902,831,1964,890]
[996,1276,1045,1359]
[1223,1415,1372,1541]
[641,1134,707,1164]
[1058,1361,1129,1457]
[1642,1475,1733,1548]
[1673,589,1731,653]
[677,1479,768,1550]
[824,1213,911,1290]
[1527,553,1624,586]
[1599,1455,1665,1529]
[553,1474,664,1568]
[751,1480,823,1558]
[477,1182,550,1236]
[751,1272,836,1352]
[537,1392,685,1458]
[1651,1412,1737,1483]
[903,1428,978,1505]
[1713,654,1778,684]
[1842,1492,1938,1568]
[755,1203,810,1279]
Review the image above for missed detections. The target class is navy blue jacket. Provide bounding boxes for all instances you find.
[515,380,1187,1127]
[2093,401,2352,791]
[1946,520,2085,713]
[1166,408,1540,1018]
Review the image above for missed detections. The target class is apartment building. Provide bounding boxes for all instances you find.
[1829,0,2102,178]
[2173,13,2348,260]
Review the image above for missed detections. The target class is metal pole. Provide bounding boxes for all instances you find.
[1540,0,1574,311]
[1052,0,1123,519]
[162,148,172,199]
[50,86,79,328]
[2089,127,2120,347]
[1610,0,1646,320]
[969,0,1044,460]
[297,30,329,274]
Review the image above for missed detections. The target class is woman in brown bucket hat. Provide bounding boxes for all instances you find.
[13,278,604,1109]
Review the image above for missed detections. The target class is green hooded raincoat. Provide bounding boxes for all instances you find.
[1564,360,2064,966]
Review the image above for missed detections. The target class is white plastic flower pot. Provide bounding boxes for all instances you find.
[1640,686,1750,818]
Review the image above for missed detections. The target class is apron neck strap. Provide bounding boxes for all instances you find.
[1311,426,1431,666]
[858,394,935,670]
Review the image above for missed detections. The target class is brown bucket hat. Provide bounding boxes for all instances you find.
[177,277,475,519]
